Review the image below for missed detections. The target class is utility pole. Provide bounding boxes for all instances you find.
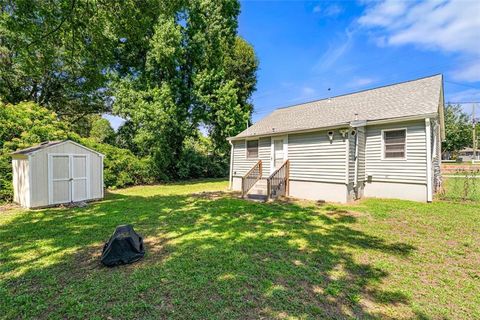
[473,103,477,162]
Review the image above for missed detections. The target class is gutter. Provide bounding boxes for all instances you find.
[227,113,439,141]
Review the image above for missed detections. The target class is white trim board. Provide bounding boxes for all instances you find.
[26,140,104,157]
[425,118,433,202]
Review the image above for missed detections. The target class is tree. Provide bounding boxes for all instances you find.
[442,104,472,156]
[0,0,162,126]
[89,116,115,144]
[201,37,258,155]
[0,0,116,119]
[112,0,257,179]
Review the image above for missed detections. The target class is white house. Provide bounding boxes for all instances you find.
[228,75,445,203]
[11,140,104,208]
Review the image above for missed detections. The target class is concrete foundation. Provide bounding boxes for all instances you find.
[364,181,428,202]
[232,177,242,191]
[288,180,349,203]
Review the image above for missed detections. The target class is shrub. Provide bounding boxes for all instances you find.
[81,139,155,188]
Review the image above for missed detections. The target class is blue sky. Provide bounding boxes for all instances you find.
[239,0,480,123]
[105,0,480,129]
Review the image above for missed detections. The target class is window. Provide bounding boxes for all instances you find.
[383,129,406,159]
[246,140,258,159]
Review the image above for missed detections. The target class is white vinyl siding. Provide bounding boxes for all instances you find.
[366,120,427,184]
[357,127,366,182]
[12,158,30,207]
[232,137,270,177]
[288,130,347,184]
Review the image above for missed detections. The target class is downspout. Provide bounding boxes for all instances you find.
[228,140,234,190]
[425,118,433,202]
[353,130,359,198]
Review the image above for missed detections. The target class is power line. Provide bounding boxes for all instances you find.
[447,102,480,104]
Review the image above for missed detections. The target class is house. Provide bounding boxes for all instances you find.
[458,148,480,161]
[11,140,104,208]
[227,74,445,203]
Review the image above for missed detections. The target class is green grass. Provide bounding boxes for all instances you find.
[438,176,480,201]
[1,179,479,319]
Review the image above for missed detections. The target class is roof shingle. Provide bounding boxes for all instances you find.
[233,74,443,139]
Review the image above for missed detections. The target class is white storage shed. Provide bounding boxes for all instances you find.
[11,140,104,208]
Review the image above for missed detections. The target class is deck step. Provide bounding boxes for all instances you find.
[246,194,268,202]
[244,179,269,202]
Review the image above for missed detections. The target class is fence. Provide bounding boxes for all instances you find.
[438,168,480,202]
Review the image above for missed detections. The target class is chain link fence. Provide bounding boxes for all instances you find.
[438,168,480,202]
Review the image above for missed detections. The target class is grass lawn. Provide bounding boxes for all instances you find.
[1,179,479,319]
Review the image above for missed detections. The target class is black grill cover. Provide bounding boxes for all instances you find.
[101,225,145,267]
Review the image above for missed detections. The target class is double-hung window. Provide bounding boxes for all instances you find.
[246,140,258,159]
[383,129,406,159]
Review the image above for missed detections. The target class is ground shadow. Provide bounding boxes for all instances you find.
[0,191,416,319]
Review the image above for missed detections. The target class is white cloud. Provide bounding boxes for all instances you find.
[313,30,353,72]
[447,88,480,104]
[347,77,378,88]
[452,60,480,82]
[313,4,344,17]
[358,0,480,82]
[301,86,316,96]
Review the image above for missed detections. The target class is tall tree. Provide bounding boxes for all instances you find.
[0,0,118,119]
[443,104,472,156]
[113,0,257,178]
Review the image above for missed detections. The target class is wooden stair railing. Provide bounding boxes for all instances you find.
[241,160,262,197]
[267,160,290,200]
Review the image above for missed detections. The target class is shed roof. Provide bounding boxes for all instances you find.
[11,141,66,155]
[233,74,443,139]
[11,140,104,156]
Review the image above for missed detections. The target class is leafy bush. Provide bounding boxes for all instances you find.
[81,139,155,188]
[176,136,228,180]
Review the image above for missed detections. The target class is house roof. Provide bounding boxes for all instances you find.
[11,140,104,156]
[232,74,443,140]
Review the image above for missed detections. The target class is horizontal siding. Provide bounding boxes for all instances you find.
[232,138,270,177]
[357,127,366,182]
[288,130,347,183]
[365,120,427,184]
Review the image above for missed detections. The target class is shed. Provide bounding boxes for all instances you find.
[11,140,104,208]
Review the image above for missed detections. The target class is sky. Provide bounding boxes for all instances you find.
[239,0,480,123]
[105,0,480,129]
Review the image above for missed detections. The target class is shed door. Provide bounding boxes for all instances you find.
[50,155,71,204]
[49,154,89,205]
[72,155,88,202]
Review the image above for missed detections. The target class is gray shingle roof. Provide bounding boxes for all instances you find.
[233,74,443,139]
[11,140,66,155]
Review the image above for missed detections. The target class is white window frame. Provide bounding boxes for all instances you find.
[381,128,407,161]
[245,139,259,159]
